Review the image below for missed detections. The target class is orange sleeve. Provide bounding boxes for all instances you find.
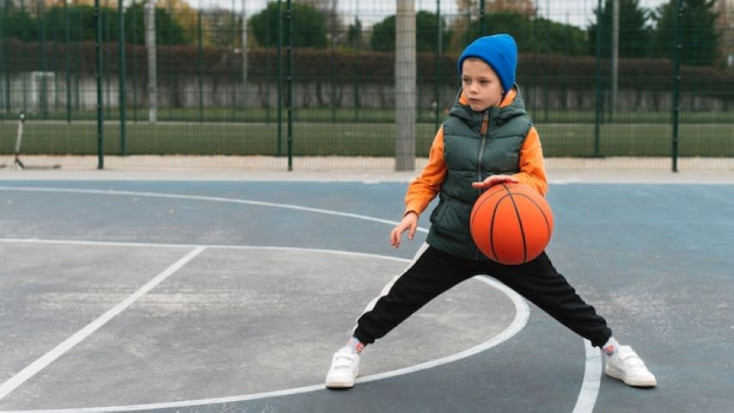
[513,126,548,196]
[404,127,447,216]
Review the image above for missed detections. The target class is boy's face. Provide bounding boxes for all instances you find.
[461,58,504,112]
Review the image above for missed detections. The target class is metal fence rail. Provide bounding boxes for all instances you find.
[0,0,732,171]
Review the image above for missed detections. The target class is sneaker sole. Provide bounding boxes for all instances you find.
[325,379,355,389]
[605,366,657,388]
[325,368,359,389]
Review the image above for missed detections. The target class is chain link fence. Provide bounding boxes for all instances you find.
[0,0,732,171]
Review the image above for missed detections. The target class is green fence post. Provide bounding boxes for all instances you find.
[230,0,236,121]
[286,0,294,171]
[671,0,682,173]
[131,0,138,123]
[479,0,485,35]
[19,0,26,113]
[353,20,360,123]
[277,0,282,157]
[65,0,71,123]
[119,0,126,155]
[434,0,441,132]
[95,0,104,169]
[105,0,111,121]
[593,0,603,157]
[197,4,203,124]
[38,0,48,119]
[0,1,7,119]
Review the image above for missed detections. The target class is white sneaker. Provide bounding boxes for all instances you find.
[325,346,360,389]
[605,345,657,387]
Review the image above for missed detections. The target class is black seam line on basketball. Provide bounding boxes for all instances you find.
[489,194,507,262]
[489,183,512,262]
[512,193,552,236]
[505,187,528,263]
[472,186,503,258]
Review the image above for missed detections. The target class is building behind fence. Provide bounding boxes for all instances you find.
[0,0,733,171]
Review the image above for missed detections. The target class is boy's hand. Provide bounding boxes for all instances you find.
[390,212,418,249]
[471,174,519,189]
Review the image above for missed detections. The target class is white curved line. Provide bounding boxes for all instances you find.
[0,186,599,412]
[572,340,602,413]
[0,240,528,413]
[0,186,429,233]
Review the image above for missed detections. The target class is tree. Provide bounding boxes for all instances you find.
[461,11,586,56]
[203,7,244,48]
[652,0,720,66]
[123,2,190,45]
[346,17,363,48]
[1,3,189,45]
[587,0,651,58]
[248,2,327,49]
[369,11,453,53]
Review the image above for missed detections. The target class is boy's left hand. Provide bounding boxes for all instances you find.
[471,174,519,189]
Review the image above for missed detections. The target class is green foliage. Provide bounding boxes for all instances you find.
[122,3,190,45]
[346,18,363,48]
[0,3,189,45]
[652,0,720,66]
[249,2,327,48]
[461,12,587,56]
[369,11,453,53]
[587,0,652,58]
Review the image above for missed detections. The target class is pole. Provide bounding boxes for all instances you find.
[671,0,682,173]
[241,0,247,109]
[593,0,603,157]
[197,3,203,123]
[434,0,441,132]
[395,0,416,171]
[286,0,293,171]
[131,0,138,122]
[119,0,127,154]
[1,0,8,117]
[276,0,282,156]
[611,0,619,120]
[65,0,72,123]
[479,0,485,35]
[95,0,104,169]
[38,0,48,119]
[145,0,157,123]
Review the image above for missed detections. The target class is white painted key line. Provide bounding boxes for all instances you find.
[0,246,207,401]
[0,185,602,412]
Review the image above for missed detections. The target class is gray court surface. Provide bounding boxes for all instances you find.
[0,170,732,412]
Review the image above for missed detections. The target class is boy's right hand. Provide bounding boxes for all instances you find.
[390,212,418,249]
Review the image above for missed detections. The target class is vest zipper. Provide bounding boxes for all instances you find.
[476,109,489,186]
[474,110,490,261]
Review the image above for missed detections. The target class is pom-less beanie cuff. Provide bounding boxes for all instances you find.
[457,34,518,93]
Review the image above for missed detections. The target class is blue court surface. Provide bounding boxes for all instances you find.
[0,171,732,413]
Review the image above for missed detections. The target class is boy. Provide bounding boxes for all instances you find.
[325,34,656,390]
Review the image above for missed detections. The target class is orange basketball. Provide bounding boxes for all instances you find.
[470,183,554,265]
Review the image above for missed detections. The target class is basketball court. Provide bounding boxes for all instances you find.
[0,169,732,412]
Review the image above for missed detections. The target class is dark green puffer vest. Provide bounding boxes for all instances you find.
[425,87,533,260]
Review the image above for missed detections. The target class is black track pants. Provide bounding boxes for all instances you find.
[353,245,612,348]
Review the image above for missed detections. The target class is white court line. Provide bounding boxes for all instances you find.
[0,186,426,233]
[0,246,206,402]
[0,241,530,412]
[0,185,601,412]
[572,340,602,413]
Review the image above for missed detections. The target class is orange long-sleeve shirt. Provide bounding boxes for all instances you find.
[404,89,548,217]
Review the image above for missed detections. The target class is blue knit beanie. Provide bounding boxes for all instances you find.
[457,34,518,93]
